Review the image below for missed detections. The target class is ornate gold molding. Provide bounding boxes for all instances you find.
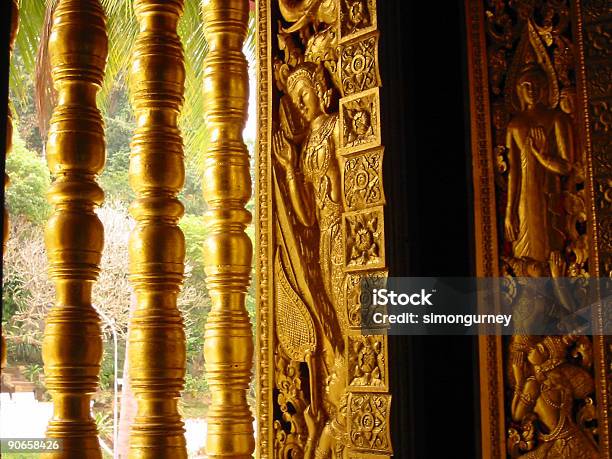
[201,1,255,458]
[466,0,611,458]
[127,1,187,457]
[2,0,19,370]
[41,0,108,456]
[256,1,391,457]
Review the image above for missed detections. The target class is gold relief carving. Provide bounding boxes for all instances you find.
[339,0,377,42]
[347,454,390,459]
[260,0,389,457]
[591,100,612,135]
[584,22,612,60]
[583,1,612,24]
[42,0,108,456]
[345,271,387,328]
[586,62,612,100]
[127,0,187,457]
[344,207,385,271]
[347,393,392,453]
[340,88,381,155]
[468,0,612,457]
[340,33,381,96]
[347,334,387,392]
[342,147,385,210]
[507,336,599,458]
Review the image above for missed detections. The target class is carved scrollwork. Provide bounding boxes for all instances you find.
[340,33,380,96]
[347,393,392,453]
[342,148,384,210]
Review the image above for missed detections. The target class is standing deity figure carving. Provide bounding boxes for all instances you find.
[504,63,575,270]
[272,60,349,458]
[274,62,344,314]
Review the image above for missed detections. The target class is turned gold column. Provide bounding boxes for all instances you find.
[201,0,254,457]
[41,0,108,457]
[2,0,19,370]
[127,1,187,457]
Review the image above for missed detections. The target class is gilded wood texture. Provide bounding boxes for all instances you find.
[201,1,255,458]
[126,1,187,457]
[41,0,108,457]
[2,0,19,370]
[578,1,612,455]
[466,0,611,458]
[257,0,391,457]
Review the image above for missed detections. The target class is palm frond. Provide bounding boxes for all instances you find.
[13,0,257,175]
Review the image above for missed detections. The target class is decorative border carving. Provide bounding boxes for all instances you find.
[256,0,273,456]
[577,0,612,455]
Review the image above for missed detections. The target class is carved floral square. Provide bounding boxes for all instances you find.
[340,88,381,154]
[344,207,385,271]
[348,334,387,391]
[348,393,392,453]
[340,0,377,42]
[340,33,380,96]
[345,270,387,327]
[343,147,384,210]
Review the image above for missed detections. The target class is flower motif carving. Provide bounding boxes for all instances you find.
[348,335,387,391]
[340,0,377,42]
[344,207,385,271]
[340,88,381,155]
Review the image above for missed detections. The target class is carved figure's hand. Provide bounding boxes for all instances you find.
[273,130,296,171]
[304,405,322,438]
[527,127,546,154]
[505,213,518,242]
[512,360,526,387]
[549,251,566,278]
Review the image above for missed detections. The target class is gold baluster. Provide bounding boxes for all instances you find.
[2,0,19,370]
[201,0,254,457]
[127,0,187,457]
[42,0,107,457]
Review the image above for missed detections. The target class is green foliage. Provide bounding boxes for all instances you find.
[184,372,209,395]
[2,269,26,324]
[93,411,114,442]
[23,363,44,382]
[5,133,51,223]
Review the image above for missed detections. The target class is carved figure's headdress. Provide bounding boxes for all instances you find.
[535,336,567,373]
[286,62,332,112]
[506,19,560,112]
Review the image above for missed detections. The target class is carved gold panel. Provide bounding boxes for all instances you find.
[256,0,390,457]
[344,207,385,272]
[345,270,388,329]
[347,393,392,453]
[339,0,377,43]
[347,333,388,393]
[340,88,381,156]
[342,147,385,210]
[340,32,381,96]
[466,0,612,458]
